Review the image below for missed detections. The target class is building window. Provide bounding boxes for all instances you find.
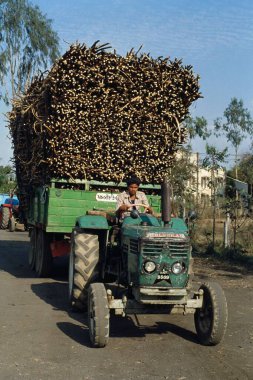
[201,176,209,189]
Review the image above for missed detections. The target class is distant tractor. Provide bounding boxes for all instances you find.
[0,194,19,232]
[68,179,228,347]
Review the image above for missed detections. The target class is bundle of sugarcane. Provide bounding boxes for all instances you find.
[9,41,201,205]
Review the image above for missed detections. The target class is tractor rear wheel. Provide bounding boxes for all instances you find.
[68,229,99,310]
[9,216,15,232]
[35,229,53,277]
[0,207,9,229]
[194,282,228,345]
[88,283,110,348]
[28,227,37,270]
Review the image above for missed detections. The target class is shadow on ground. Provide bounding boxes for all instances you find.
[56,315,198,348]
[31,279,198,347]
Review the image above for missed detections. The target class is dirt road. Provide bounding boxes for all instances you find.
[0,229,252,380]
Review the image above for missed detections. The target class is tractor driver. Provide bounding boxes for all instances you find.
[116,176,153,219]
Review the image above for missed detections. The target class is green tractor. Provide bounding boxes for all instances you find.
[68,179,228,347]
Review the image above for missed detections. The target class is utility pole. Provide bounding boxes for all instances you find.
[224,212,231,248]
[196,152,199,204]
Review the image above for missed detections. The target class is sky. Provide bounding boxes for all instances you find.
[1,0,253,167]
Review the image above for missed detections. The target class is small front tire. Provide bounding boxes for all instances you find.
[88,283,110,348]
[9,216,16,232]
[194,282,228,345]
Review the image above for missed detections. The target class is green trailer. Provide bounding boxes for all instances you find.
[28,179,161,277]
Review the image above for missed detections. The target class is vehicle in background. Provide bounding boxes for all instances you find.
[0,193,20,231]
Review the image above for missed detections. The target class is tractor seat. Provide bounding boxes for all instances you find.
[86,210,117,224]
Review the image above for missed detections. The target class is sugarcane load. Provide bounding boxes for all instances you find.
[9,41,201,192]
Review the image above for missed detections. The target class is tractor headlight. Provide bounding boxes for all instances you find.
[171,261,183,275]
[143,260,156,274]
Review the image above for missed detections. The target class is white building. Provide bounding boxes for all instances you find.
[179,152,226,202]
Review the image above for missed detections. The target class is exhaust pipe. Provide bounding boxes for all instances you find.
[161,178,171,227]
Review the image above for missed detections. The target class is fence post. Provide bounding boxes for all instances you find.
[224,212,231,248]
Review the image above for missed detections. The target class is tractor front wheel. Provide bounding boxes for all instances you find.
[194,282,228,345]
[68,230,99,310]
[88,283,110,348]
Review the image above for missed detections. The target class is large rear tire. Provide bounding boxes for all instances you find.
[0,207,9,229]
[194,282,228,345]
[88,283,110,348]
[35,229,53,277]
[28,227,37,270]
[68,229,99,310]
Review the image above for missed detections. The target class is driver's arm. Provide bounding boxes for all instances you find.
[116,194,130,212]
[140,193,153,214]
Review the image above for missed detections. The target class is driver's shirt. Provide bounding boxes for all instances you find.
[116,191,149,217]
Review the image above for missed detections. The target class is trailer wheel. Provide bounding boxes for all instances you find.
[0,207,9,229]
[35,229,53,277]
[28,227,37,270]
[194,282,228,345]
[68,230,99,310]
[88,283,110,348]
[9,216,15,232]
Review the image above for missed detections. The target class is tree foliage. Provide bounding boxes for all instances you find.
[225,153,253,199]
[202,144,228,172]
[0,0,60,102]
[214,98,253,177]
[237,154,253,184]
[202,144,228,246]
[168,146,197,216]
[0,164,13,188]
[169,147,195,195]
[183,115,210,141]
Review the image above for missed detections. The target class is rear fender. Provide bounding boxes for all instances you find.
[75,215,109,230]
[1,204,12,209]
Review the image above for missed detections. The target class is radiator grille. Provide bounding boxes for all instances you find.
[129,239,138,255]
[142,238,190,258]
[123,243,128,255]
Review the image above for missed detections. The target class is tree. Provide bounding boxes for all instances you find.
[181,116,211,209]
[0,164,15,191]
[214,98,253,179]
[222,195,250,251]
[224,153,253,250]
[202,144,228,246]
[183,116,210,141]
[237,153,253,185]
[225,153,253,199]
[168,146,197,217]
[0,0,60,103]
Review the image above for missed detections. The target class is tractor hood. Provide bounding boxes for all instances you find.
[121,215,189,240]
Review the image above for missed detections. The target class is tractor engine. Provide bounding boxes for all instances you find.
[121,219,192,291]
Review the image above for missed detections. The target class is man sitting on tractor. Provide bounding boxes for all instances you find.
[116,176,153,219]
[4,193,19,207]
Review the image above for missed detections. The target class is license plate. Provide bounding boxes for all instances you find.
[157,274,170,280]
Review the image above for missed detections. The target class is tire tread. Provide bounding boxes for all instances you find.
[69,230,99,310]
[195,281,228,345]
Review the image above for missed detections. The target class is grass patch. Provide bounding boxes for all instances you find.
[192,241,253,269]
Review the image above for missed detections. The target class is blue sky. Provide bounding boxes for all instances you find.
[1,0,253,167]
